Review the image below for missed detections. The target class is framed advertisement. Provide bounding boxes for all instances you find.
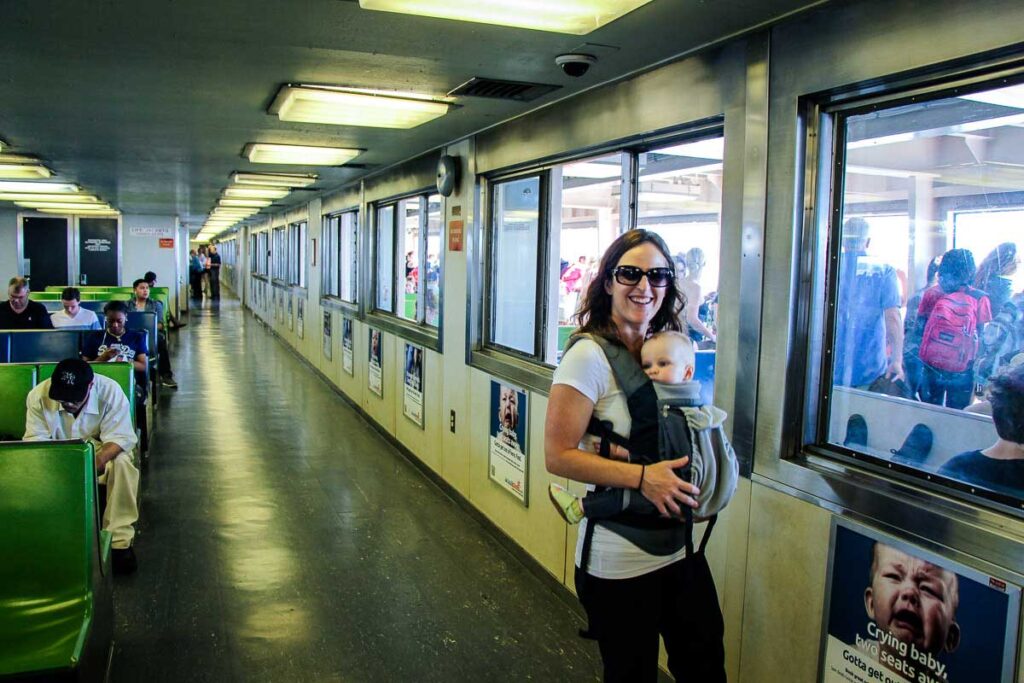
[488,379,528,505]
[403,342,424,428]
[287,295,293,331]
[322,310,332,361]
[820,519,1021,683]
[368,328,383,397]
[296,299,304,339]
[341,317,354,376]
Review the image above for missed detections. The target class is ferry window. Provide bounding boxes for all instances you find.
[374,194,441,327]
[321,214,340,298]
[822,80,1024,505]
[491,175,541,355]
[272,227,287,281]
[287,221,306,287]
[249,234,258,273]
[376,205,395,312]
[256,231,269,276]
[339,210,359,303]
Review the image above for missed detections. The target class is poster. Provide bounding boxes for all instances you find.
[322,310,332,360]
[403,343,424,428]
[297,299,304,339]
[488,380,528,505]
[368,328,383,397]
[287,295,294,331]
[341,317,354,376]
[821,520,1020,683]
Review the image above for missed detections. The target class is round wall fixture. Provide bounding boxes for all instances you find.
[436,154,459,197]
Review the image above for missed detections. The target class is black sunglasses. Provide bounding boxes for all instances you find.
[611,265,674,288]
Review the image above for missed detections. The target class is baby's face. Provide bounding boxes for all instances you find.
[641,337,694,384]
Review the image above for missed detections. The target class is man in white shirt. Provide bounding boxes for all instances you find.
[23,358,141,574]
[49,287,101,329]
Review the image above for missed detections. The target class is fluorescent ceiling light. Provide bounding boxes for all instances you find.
[220,198,272,208]
[0,164,52,179]
[232,172,317,188]
[0,193,102,203]
[272,85,451,129]
[358,0,654,34]
[244,143,362,166]
[37,207,119,216]
[0,180,79,193]
[0,154,41,164]
[223,186,290,200]
[16,201,113,211]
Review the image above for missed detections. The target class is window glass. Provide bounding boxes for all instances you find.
[376,205,395,312]
[250,234,258,273]
[425,194,442,326]
[397,196,424,321]
[547,153,626,363]
[258,231,269,276]
[298,221,307,287]
[826,82,1024,502]
[340,211,359,302]
[492,176,541,354]
[321,215,339,297]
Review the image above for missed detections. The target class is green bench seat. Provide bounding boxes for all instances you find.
[0,365,36,439]
[0,441,113,680]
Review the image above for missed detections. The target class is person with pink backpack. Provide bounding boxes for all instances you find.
[915,248,993,409]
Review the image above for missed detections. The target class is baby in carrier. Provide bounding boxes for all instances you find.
[548,331,737,524]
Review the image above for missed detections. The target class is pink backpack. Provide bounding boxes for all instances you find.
[919,289,983,373]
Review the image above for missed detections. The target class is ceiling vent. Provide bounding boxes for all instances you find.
[448,77,560,102]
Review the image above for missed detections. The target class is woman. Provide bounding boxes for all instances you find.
[974,242,1018,313]
[680,247,716,344]
[544,230,723,682]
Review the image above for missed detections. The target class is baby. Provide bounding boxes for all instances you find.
[549,331,735,523]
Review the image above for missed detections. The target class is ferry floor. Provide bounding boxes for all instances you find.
[111,296,603,682]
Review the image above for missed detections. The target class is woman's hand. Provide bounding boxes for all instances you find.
[639,457,700,518]
[593,440,630,461]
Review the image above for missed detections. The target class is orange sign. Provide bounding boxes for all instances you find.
[448,220,464,252]
[159,238,174,249]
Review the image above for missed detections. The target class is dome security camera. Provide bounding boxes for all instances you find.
[556,53,597,78]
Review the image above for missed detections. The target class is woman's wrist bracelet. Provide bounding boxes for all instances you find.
[637,464,646,491]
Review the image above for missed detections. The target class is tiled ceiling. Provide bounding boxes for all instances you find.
[0,0,823,232]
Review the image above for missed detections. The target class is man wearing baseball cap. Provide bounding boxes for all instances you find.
[23,358,141,574]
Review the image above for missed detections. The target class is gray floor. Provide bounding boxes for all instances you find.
[111,297,602,682]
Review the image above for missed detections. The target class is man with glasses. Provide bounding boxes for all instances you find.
[23,358,141,574]
[0,276,53,329]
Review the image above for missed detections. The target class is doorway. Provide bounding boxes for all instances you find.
[21,216,70,291]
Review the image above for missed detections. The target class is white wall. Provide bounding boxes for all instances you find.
[121,214,180,314]
[0,211,19,281]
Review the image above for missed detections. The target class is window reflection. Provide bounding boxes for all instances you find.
[425,195,442,326]
[827,81,1024,502]
[376,206,395,312]
[492,177,540,354]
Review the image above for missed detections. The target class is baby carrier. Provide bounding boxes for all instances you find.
[566,334,738,638]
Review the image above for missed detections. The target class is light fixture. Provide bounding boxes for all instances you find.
[244,143,362,166]
[231,172,318,188]
[0,164,53,179]
[37,208,119,216]
[0,180,79,193]
[16,201,113,211]
[271,85,451,129]
[219,198,272,208]
[0,193,103,203]
[223,186,290,200]
[0,154,42,164]
[357,0,654,34]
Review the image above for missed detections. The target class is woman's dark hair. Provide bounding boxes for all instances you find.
[990,364,1024,444]
[937,248,976,294]
[575,229,683,342]
[974,243,1017,289]
[60,287,81,301]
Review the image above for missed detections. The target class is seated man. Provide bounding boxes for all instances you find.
[50,287,101,329]
[82,300,149,400]
[0,276,53,329]
[143,270,184,328]
[129,278,177,388]
[939,364,1024,498]
[23,358,140,574]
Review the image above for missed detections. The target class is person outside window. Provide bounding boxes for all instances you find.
[23,358,141,574]
[544,229,722,682]
[129,279,177,388]
[679,247,716,344]
[974,242,1018,314]
[0,276,53,329]
[833,218,904,389]
[50,287,101,329]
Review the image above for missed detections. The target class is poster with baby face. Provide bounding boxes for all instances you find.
[821,520,1020,683]
[488,380,528,505]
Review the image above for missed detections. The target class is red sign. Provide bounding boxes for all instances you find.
[159,238,174,249]
[448,220,464,252]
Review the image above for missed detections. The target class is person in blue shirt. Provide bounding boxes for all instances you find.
[833,217,905,388]
[82,299,149,397]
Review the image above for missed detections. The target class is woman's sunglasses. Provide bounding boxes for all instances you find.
[611,266,674,288]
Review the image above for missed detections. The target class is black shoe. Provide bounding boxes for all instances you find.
[891,423,933,465]
[844,414,868,448]
[161,375,178,389]
[112,547,138,575]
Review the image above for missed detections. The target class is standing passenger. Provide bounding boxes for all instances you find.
[208,244,221,299]
[974,242,1018,313]
[545,230,722,682]
[0,276,54,329]
[679,247,716,344]
[833,218,904,388]
[189,249,203,299]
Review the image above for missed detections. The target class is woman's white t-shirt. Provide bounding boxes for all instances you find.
[552,338,687,579]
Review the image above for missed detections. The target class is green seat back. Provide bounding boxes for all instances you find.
[0,441,99,675]
[0,365,37,438]
[37,362,135,427]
